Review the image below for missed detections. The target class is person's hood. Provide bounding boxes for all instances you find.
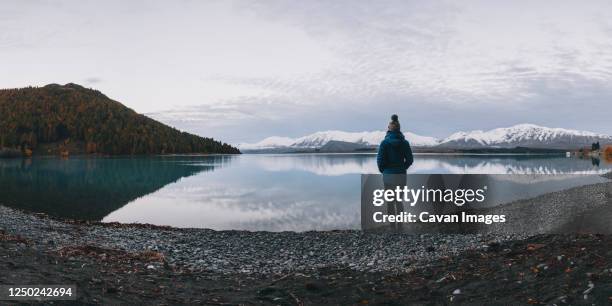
[384,130,405,147]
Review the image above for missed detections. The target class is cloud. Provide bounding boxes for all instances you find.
[172,1,612,112]
[3,1,612,142]
[84,77,102,84]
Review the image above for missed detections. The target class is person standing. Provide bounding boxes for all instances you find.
[377,114,413,174]
[377,114,414,231]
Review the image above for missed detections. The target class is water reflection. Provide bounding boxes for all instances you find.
[0,154,610,231]
[0,156,233,220]
[252,154,612,175]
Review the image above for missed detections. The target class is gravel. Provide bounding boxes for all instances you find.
[0,205,520,275]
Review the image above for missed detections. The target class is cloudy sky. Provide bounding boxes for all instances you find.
[2,0,612,144]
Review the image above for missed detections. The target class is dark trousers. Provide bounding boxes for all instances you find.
[383,174,406,232]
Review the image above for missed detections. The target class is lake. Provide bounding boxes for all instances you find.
[0,154,610,231]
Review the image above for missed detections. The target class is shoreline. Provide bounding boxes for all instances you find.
[1,209,610,304]
[0,205,515,275]
[0,172,610,272]
[0,175,611,304]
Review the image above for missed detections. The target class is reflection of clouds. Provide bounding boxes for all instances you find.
[226,200,360,232]
[156,184,258,203]
[105,181,359,231]
[252,154,378,175]
[104,154,612,231]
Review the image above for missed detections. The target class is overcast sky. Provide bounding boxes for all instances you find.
[2,0,612,144]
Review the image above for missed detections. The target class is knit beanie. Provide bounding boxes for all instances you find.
[388,114,400,131]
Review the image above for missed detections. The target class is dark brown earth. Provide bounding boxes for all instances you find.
[1,230,610,305]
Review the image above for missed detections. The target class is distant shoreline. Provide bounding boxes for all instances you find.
[1,151,570,158]
[241,146,571,155]
[0,152,241,159]
[242,151,568,156]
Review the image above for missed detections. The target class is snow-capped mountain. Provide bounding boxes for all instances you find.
[239,130,439,150]
[437,124,612,149]
[239,124,612,151]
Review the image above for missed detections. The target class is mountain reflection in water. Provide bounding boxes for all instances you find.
[0,154,610,231]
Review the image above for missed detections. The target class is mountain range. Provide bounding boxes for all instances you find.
[239,124,612,152]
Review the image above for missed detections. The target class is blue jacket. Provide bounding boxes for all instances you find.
[377,131,414,174]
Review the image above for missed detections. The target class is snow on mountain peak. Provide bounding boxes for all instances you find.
[239,136,295,150]
[239,124,611,150]
[439,124,611,148]
[239,130,439,150]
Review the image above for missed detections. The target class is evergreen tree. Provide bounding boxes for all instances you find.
[0,83,240,155]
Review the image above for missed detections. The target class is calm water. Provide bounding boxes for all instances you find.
[0,154,610,231]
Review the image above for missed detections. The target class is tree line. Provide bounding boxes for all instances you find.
[0,83,240,155]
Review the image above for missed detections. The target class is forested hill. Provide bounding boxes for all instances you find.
[0,83,240,155]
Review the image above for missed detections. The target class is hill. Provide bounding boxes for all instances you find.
[0,83,240,155]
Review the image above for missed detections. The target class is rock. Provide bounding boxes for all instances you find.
[486,241,501,252]
[305,282,322,291]
[583,282,594,294]
[526,243,545,251]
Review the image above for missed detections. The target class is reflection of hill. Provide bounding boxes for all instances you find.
[0,156,231,220]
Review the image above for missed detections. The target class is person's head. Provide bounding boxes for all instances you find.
[388,114,400,131]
